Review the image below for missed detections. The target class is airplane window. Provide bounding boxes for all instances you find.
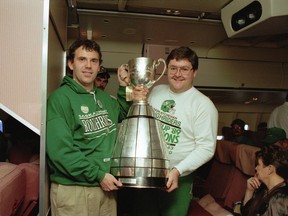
[244,124,249,131]
[217,135,224,140]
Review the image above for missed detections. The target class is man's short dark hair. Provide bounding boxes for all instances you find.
[67,38,102,64]
[97,66,110,79]
[231,119,246,131]
[166,47,199,70]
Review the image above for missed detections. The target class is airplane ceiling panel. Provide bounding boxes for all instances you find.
[68,0,288,48]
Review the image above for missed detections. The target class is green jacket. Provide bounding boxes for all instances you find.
[46,76,130,186]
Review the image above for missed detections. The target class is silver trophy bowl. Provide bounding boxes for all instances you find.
[125,57,166,88]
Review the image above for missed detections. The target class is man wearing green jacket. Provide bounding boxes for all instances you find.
[46,38,147,216]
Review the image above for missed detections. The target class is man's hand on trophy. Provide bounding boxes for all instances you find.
[131,86,149,101]
[117,65,130,86]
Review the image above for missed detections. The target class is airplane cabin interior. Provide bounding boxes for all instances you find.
[0,0,287,215]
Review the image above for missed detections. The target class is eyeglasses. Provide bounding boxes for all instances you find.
[168,66,193,75]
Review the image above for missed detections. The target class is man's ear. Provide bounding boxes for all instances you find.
[67,60,74,71]
[193,70,197,78]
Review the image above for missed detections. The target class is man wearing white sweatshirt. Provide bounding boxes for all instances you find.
[268,92,288,139]
[130,47,218,216]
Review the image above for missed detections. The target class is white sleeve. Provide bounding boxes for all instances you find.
[176,100,218,175]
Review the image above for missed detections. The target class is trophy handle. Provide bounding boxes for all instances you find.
[154,58,167,83]
[120,63,132,84]
[120,63,129,72]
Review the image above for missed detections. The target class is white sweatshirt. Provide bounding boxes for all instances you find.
[148,85,218,177]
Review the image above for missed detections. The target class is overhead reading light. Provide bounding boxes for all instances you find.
[236,18,246,26]
[231,1,262,31]
[165,9,181,16]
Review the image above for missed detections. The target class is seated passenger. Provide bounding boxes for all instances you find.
[262,127,286,147]
[241,145,288,216]
[230,119,255,145]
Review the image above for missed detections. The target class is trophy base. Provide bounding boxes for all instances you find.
[117,176,167,189]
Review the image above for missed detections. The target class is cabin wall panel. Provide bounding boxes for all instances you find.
[207,45,288,63]
[218,112,237,134]
[144,44,178,63]
[0,0,44,133]
[260,113,271,123]
[195,59,284,89]
[47,21,66,96]
[102,52,142,69]
[99,41,143,68]
[50,0,67,49]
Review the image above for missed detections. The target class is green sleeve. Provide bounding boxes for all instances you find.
[116,86,132,122]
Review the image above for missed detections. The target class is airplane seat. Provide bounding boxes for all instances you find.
[1,117,40,216]
[187,194,233,216]
[0,162,26,216]
[0,148,40,216]
[223,168,249,209]
[187,199,213,216]
[223,144,260,209]
[17,159,40,216]
[235,144,260,176]
[203,160,236,204]
[222,126,233,141]
[191,140,261,215]
[6,145,40,216]
[203,140,238,203]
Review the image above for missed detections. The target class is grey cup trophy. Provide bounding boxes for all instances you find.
[111,57,169,188]
[126,57,166,88]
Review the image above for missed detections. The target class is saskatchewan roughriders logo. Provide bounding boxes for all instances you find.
[81,105,89,114]
[161,100,176,114]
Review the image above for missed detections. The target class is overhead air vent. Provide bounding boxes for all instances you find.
[221,0,288,38]
[231,1,262,31]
